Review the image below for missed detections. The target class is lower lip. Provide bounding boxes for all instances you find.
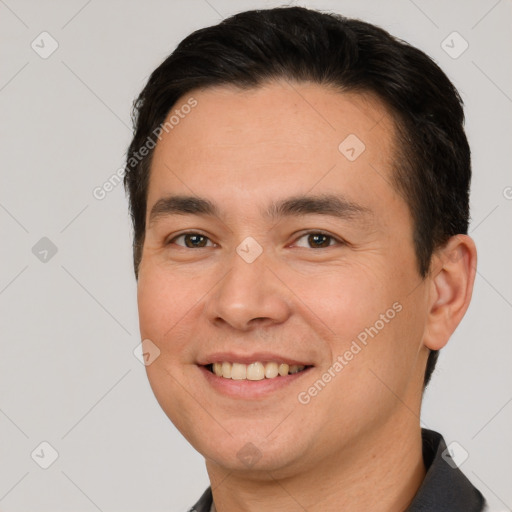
[199,365,313,400]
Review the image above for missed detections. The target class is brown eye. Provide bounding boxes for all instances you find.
[169,233,213,248]
[294,232,343,249]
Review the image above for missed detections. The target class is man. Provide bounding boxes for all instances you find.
[124,6,485,511]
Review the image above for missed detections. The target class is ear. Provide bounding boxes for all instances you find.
[423,234,477,351]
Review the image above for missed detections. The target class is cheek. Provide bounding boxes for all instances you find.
[137,273,172,339]
[137,263,200,341]
[137,268,201,435]
[309,264,394,339]
[305,296,426,439]
[136,271,203,384]
[143,359,204,452]
[338,280,428,412]
[310,261,425,384]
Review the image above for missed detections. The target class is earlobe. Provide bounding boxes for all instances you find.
[423,235,477,351]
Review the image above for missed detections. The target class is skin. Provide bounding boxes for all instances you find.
[137,80,477,511]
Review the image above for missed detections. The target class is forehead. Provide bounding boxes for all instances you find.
[147,80,401,220]
[158,80,395,153]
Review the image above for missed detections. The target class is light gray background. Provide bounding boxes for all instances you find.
[1,0,511,511]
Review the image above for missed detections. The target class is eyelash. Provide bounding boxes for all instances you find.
[166,230,345,249]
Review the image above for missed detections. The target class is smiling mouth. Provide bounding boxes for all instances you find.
[205,361,312,380]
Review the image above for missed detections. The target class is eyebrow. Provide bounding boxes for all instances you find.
[148,193,372,226]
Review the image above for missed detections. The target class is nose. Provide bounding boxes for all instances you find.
[204,247,292,333]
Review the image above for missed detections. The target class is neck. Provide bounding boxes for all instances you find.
[206,419,426,512]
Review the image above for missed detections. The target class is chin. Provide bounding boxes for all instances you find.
[202,444,305,477]
[182,421,311,477]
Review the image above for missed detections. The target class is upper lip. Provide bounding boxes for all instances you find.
[197,351,313,366]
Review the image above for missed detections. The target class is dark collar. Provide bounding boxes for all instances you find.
[406,429,486,511]
[189,429,486,512]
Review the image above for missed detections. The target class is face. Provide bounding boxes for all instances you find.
[137,81,431,477]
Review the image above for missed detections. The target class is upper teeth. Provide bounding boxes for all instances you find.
[212,362,306,380]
